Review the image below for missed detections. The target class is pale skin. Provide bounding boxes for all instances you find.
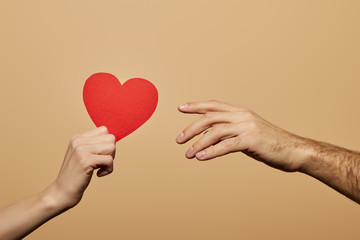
[176,100,360,204]
[0,126,116,240]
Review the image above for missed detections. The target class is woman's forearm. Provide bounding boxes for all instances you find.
[0,126,116,239]
[0,184,67,240]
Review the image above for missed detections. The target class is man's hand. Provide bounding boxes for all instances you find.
[176,100,309,172]
[50,126,116,209]
[176,100,360,204]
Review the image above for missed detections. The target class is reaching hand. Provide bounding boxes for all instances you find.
[176,100,309,172]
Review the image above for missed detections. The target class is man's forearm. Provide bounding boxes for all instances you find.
[176,100,360,204]
[299,139,360,204]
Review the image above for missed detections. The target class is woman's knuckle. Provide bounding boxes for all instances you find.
[77,153,89,167]
[99,126,109,134]
[74,145,85,155]
[70,136,80,147]
[110,143,116,151]
[109,134,116,142]
[104,156,113,164]
[70,135,79,142]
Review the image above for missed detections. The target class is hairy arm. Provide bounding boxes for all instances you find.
[176,100,360,204]
[300,139,360,203]
[0,126,116,239]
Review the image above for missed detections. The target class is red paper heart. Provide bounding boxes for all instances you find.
[83,72,158,141]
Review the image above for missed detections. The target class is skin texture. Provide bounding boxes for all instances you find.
[0,126,116,240]
[0,101,359,239]
[176,100,360,204]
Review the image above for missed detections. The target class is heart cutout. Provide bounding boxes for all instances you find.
[83,72,158,141]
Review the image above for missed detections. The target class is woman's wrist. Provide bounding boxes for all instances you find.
[40,183,78,215]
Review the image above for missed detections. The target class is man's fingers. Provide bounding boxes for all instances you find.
[176,112,238,144]
[194,137,242,161]
[185,123,238,158]
[178,100,239,114]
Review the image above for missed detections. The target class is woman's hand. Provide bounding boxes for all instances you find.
[0,127,116,239]
[50,126,116,209]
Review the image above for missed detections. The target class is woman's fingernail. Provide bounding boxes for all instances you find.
[176,132,184,142]
[196,150,206,159]
[186,147,194,157]
[178,103,188,110]
[99,126,108,132]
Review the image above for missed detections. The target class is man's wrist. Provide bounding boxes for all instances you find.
[286,136,319,173]
[297,144,318,174]
[296,138,332,176]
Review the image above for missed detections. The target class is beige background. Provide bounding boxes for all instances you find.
[0,0,360,239]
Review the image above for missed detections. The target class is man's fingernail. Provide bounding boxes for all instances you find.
[196,150,206,159]
[179,103,188,110]
[176,132,184,142]
[186,147,194,157]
